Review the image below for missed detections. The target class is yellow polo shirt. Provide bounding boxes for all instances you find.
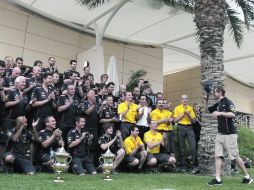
[124,136,143,155]
[144,130,162,154]
[150,109,173,131]
[173,104,196,125]
[118,101,137,123]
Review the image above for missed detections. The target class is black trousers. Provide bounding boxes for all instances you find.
[177,125,196,167]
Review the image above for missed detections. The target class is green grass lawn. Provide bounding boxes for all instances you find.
[0,169,253,190]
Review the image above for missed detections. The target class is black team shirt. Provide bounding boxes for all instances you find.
[208,97,237,134]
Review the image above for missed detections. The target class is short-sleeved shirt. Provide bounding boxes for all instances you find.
[57,95,80,125]
[67,128,90,158]
[4,89,29,118]
[117,101,137,123]
[173,104,196,125]
[3,76,15,89]
[150,109,173,131]
[144,130,162,154]
[79,101,99,132]
[100,106,118,120]
[124,136,143,155]
[98,134,119,154]
[208,97,237,134]
[96,94,107,106]
[38,128,60,155]
[63,70,80,80]
[31,86,54,117]
[8,128,33,158]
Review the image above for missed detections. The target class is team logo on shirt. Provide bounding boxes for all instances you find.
[41,91,46,98]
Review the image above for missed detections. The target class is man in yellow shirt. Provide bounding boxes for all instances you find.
[144,121,176,172]
[150,99,175,159]
[123,126,147,171]
[118,91,137,140]
[173,94,196,172]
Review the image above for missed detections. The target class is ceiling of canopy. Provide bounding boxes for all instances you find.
[9,0,254,86]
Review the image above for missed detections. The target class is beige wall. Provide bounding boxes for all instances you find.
[163,66,254,115]
[163,67,201,108]
[0,1,163,92]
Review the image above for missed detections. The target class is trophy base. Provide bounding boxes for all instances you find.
[53,179,64,183]
[103,175,113,181]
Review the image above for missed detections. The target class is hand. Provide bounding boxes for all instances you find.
[32,118,39,128]
[54,129,62,137]
[168,117,173,122]
[81,132,88,139]
[102,100,107,106]
[112,117,118,122]
[127,102,131,109]
[88,134,93,140]
[212,111,221,117]
[78,79,83,86]
[116,130,121,138]
[29,98,36,105]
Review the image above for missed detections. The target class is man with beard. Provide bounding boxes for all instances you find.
[42,57,58,74]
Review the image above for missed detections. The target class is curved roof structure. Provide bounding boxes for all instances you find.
[9,0,254,86]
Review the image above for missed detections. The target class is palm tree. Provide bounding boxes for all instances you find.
[77,0,254,174]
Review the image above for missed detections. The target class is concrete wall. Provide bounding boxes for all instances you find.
[0,1,163,92]
[163,66,254,115]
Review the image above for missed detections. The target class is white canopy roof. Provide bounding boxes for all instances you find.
[9,0,254,86]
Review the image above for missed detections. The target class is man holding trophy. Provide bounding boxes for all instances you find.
[67,116,96,175]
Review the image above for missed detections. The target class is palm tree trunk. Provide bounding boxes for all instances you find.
[194,0,231,175]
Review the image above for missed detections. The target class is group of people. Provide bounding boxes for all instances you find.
[0,56,252,186]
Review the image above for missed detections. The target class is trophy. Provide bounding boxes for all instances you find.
[99,148,116,181]
[52,146,72,183]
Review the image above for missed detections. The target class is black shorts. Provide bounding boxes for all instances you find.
[147,153,170,164]
[124,152,142,164]
[71,157,96,175]
[4,152,36,174]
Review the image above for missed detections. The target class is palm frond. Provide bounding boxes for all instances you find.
[126,69,147,92]
[162,0,194,13]
[76,0,110,9]
[227,7,244,48]
[235,0,254,29]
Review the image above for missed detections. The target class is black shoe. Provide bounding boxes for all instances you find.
[242,177,253,184]
[207,178,222,186]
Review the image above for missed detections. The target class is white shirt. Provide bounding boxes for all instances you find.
[136,106,150,127]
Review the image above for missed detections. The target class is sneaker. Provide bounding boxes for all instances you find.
[242,177,253,184]
[207,178,222,186]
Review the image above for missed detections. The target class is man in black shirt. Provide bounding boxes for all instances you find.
[2,76,29,141]
[3,67,21,92]
[99,95,119,130]
[67,116,96,175]
[96,84,108,106]
[38,116,64,170]
[63,60,80,83]
[207,86,253,186]
[41,57,58,74]
[31,73,56,131]
[3,116,38,174]
[57,84,81,146]
[61,71,83,98]
[98,123,125,172]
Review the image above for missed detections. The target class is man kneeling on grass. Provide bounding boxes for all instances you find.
[123,125,147,172]
[37,116,64,172]
[67,116,96,175]
[98,123,125,174]
[3,116,38,175]
[144,121,176,172]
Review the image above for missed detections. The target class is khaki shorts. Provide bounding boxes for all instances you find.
[214,134,240,160]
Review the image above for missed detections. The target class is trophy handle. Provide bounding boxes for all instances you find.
[99,156,104,165]
[67,156,72,165]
